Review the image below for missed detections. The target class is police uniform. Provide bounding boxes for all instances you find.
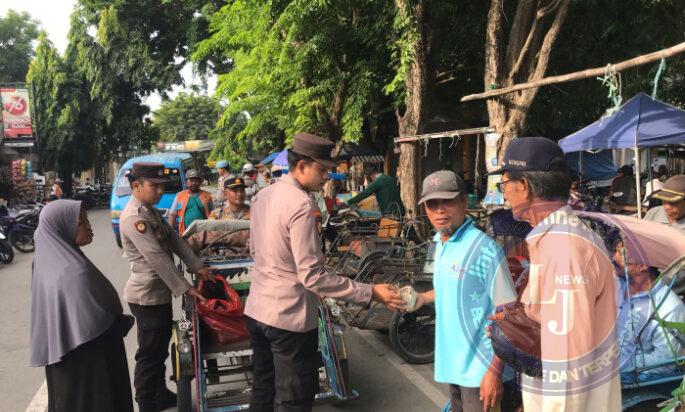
[209,177,251,221]
[120,162,205,412]
[245,134,373,412]
[188,177,251,255]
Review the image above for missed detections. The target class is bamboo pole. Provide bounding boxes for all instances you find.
[461,42,685,102]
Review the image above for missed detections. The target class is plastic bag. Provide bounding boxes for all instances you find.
[196,275,249,344]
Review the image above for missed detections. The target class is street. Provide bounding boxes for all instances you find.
[0,208,448,412]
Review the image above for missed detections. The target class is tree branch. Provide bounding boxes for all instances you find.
[462,40,685,102]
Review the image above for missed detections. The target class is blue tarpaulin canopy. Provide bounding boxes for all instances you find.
[273,149,288,167]
[559,92,685,217]
[260,151,280,165]
[565,150,616,182]
[559,93,685,153]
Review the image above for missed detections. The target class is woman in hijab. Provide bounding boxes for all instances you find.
[30,200,134,412]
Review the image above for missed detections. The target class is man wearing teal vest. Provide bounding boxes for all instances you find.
[168,169,214,233]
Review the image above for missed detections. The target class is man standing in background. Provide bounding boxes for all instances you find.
[168,170,214,234]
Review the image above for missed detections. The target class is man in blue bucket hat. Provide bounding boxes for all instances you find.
[214,160,233,206]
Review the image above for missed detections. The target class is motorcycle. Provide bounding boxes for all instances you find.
[0,203,41,253]
[0,227,13,264]
[72,186,98,209]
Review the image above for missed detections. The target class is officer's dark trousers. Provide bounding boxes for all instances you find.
[129,303,173,407]
[246,316,321,412]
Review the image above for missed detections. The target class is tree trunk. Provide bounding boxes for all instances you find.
[396,0,430,219]
[318,77,346,144]
[484,0,569,161]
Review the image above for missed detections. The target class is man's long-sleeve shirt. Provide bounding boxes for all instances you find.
[347,174,404,217]
[244,174,372,332]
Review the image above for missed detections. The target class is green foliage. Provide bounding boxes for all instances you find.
[0,10,40,83]
[207,112,283,171]
[27,33,67,171]
[152,93,220,142]
[195,0,395,146]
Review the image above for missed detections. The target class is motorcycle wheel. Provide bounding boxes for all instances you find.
[388,306,435,364]
[10,229,35,253]
[0,240,14,263]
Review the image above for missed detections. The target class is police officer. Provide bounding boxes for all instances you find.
[245,133,404,412]
[120,162,215,412]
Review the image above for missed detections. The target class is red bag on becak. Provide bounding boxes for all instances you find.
[196,275,249,344]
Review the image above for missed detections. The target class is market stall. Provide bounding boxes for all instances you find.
[559,92,685,217]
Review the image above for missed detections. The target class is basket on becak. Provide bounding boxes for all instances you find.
[196,276,249,345]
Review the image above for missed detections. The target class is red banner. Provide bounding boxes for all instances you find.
[1,88,33,138]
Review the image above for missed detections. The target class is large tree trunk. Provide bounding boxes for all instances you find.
[396,0,431,219]
[317,77,346,144]
[485,0,569,161]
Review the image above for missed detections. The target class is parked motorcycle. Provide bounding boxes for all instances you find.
[72,186,98,209]
[72,184,111,209]
[0,203,41,253]
[0,227,13,264]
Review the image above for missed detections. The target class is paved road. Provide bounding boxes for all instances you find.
[0,208,448,411]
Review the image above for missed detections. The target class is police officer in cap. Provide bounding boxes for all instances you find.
[120,162,215,412]
[245,133,404,412]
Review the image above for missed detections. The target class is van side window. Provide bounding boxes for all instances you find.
[164,168,183,194]
[114,170,132,196]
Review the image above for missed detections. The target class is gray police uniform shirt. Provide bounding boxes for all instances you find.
[121,195,203,305]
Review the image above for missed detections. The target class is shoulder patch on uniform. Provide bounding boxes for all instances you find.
[134,220,147,234]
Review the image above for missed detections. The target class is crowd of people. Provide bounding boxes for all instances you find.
[28,132,685,412]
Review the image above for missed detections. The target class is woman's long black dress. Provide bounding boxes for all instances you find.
[45,323,133,412]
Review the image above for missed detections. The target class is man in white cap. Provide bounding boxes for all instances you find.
[241,162,260,204]
[50,178,64,200]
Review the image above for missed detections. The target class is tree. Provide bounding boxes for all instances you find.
[0,10,40,83]
[391,0,432,217]
[208,112,285,171]
[195,0,396,147]
[27,33,65,173]
[525,0,685,136]
[484,0,570,160]
[152,93,220,141]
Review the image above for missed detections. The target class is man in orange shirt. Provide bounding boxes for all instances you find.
[168,170,214,233]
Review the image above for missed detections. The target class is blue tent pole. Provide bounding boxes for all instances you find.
[634,144,643,218]
[634,98,643,218]
[579,152,583,180]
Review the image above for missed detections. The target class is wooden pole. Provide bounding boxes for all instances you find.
[461,42,685,102]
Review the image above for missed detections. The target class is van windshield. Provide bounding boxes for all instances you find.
[114,168,183,196]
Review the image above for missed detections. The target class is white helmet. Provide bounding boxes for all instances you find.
[242,163,256,173]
